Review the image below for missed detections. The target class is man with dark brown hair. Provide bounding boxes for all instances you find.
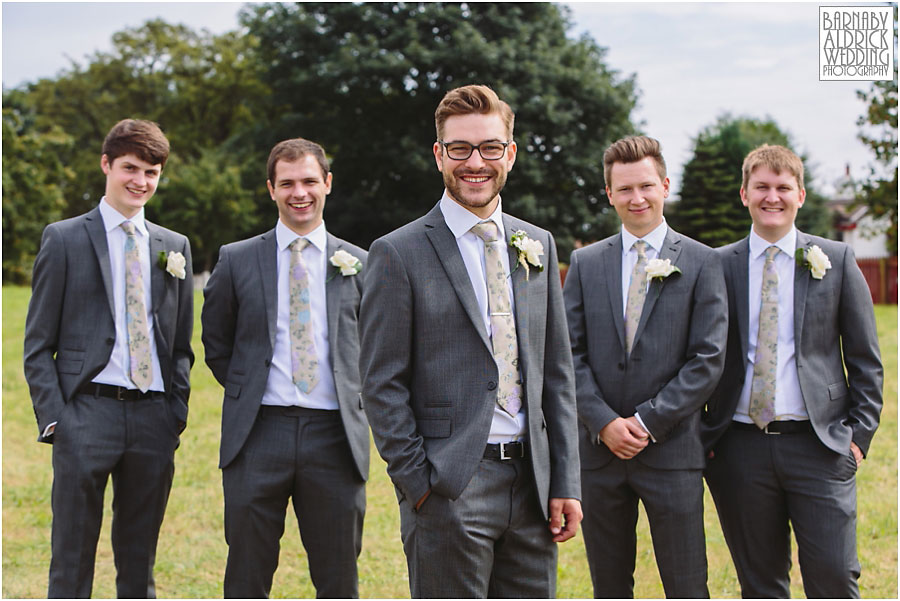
[25,119,193,598]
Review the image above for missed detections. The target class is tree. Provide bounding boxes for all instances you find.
[2,95,75,283]
[239,2,638,255]
[855,8,897,254]
[670,115,830,248]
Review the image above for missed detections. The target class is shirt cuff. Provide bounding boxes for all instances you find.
[634,412,656,443]
[42,421,57,439]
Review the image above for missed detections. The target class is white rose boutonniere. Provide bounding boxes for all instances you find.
[329,249,363,276]
[509,230,544,281]
[796,244,831,280]
[645,258,681,282]
[157,251,186,279]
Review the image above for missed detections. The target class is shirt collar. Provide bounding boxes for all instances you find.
[276,219,327,253]
[621,218,668,255]
[99,197,148,236]
[749,226,796,260]
[440,190,506,241]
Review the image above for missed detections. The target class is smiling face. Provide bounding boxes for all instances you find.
[606,156,669,238]
[741,165,806,243]
[100,153,162,218]
[433,113,516,219]
[267,154,333,236]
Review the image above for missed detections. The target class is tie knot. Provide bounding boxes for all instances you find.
[120,221,136,236]
[471,222,500,244]
[765,246,779,263]
[290,238,310,253]
[633,240,648,258]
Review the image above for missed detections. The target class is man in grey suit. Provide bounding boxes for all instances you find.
[24,119,193,598]
[360,84,582,598]
[702,144,882,598]
[563,136,727,598]
[201,137,368,598]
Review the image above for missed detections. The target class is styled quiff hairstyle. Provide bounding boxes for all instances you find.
[266,138,330,184]
[101,119,170,167]
[434,84,515,141]
[602,135,666,187]
[741,144,805,190]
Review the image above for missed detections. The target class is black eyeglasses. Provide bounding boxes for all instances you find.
[439,140,511,161]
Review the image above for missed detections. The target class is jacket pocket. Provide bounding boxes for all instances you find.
[828,381,849,401]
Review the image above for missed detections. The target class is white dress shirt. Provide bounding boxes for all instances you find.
[93,198,165,392]
[260,220,339,410]
[734,227,808,423]
[440,192,526,443]
[619,220,669,440]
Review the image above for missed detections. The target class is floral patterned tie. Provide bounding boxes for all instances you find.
[121,221,152,392]
[624,240,648,355]
[472,222,522,416]
[750,246,779,428]
[289,238,318,394]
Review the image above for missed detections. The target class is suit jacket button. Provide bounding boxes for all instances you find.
[265,359,271,367]
[618,362,624,370]
[106,338,115,345]
[487,381,497,390]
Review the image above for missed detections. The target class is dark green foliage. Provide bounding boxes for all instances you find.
[670,114,830,248]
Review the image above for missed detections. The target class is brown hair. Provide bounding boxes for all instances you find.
[267,138,330,184]
[602,136,666,187]
[101,119,170,167]
[741,144,805,190]
[434,84,515,141]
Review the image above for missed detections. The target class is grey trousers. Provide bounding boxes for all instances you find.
[581,458,709,598]
[222,406,365,598]
[398,454,557,598]
[49,391,179,598]
[705,426,860,598]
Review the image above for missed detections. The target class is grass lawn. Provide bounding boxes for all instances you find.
[3,286,896,598]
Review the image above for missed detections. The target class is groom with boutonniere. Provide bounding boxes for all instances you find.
[24,118,194,598]
[702,144,883,598]
[563,135,727,598]
[201,137,369,598]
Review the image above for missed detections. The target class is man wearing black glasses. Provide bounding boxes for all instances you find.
[360,84,582,597]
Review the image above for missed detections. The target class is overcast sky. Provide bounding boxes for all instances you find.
[2,2,891,196]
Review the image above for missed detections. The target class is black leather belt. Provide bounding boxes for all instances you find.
[732,420,812,435]
[259,405,338,418]
[78,383,158,401]
[484,441,526,460]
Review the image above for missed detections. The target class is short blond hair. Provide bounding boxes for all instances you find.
[741,144,804,190]
[603,136,666,187]
[434,84,515,141]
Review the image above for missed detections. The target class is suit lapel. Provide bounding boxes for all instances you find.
[732,238,751,369]
[257,229,279,350]
[633,229,683,348]
[324,233,342,356]
[504,216,530,365]
[604,235,626,349]
[84,207,116,320]
[793,231,811,337]
[147,223,166,311]
[424,206,492,352]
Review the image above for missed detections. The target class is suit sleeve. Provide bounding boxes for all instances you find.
[837,246,883,456]
[168,235,194,429]
[23,224,68,441]
[563,249,621,438]
[201,246,236,386]
[541,233,581,500]
[359,237,431,504]
[636,249,728,442]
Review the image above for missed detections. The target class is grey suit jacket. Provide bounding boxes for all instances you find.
[24,206,194,441]
[702,232,883,456]
[359,203,579,520]
[563,228,727,470]
[201,228,370,480]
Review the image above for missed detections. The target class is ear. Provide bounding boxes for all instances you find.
[606,187,613,206]
[324,171,333,195]
[266,179,275,200]
[101,154,111,175]
[433,141,444,172]
[505,140,517,172]
[662,176,670,198]
[740,187,749,208]
[797,187,806,208]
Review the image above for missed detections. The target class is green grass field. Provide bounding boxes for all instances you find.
[3,287,896,598]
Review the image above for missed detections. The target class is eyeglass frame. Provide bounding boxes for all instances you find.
[438,139,512,161]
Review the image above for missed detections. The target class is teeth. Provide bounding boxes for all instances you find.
[462,176,488,183]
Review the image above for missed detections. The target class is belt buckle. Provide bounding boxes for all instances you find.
[116,386,126,401]
[763,423,781,435]
[498,442,518,460]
